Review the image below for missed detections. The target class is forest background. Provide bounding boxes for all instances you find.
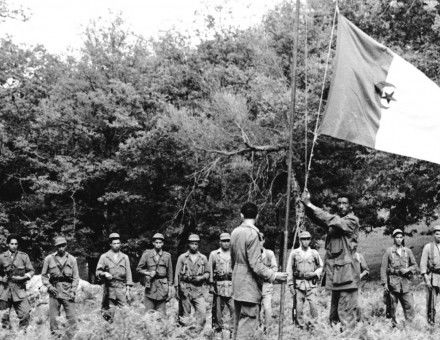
[1,0,440,280]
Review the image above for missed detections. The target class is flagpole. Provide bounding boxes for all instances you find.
[278,0,300,339]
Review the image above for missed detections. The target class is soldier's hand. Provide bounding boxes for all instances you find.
[425,275,432,289]
[48,286,58,296]
[148,271,156,278]
[11,275,26,282]
[274,272,288,283]
[104,272,113,280]
[193,275,204,283]
[383,284,390,293]
[301,189,311,206]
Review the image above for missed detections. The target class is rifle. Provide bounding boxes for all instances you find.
[383,287,392,319]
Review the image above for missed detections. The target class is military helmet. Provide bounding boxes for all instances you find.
[188,234,200,242]
[109,232,120,240]
[299,231,312,239]
[220,233,231,241]
[392,229,404,237]
[152,233,164,240]
[54,236,67,247]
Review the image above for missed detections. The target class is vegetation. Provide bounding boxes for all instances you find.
[1,0,440,276]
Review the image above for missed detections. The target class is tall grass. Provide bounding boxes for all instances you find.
[2,281,438,339]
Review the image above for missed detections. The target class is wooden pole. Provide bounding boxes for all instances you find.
[278,0,301,339]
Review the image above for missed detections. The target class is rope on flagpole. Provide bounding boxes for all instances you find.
[303,5,339,190]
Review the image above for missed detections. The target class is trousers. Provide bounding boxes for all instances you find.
[144,296,167,314]
[0,298,30,330]
[178,295,206,328]
[101,286,127,322]
[427,286,440,325]
[386,290,414,325]
[329,289,360,329]
[233,300,261,340]
[212,294,234,332]
[49,296,76,338]
[294,289,317,328]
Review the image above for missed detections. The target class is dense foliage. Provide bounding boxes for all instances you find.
[1,0,440,276]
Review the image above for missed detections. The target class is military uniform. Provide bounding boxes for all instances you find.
[421,238,440,324]
[303,205,361,328]
[208,240,234,335]
[175,247,209,327]
[230,221,276,340]
[96,248,133,322]
[0,250,34,329]
[381,234,417,326]
[41,248,79,335]
[287,245,323,328]
[137,247,173,314]
[260,248,277,329]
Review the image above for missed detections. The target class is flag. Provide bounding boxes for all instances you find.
[320,14,440,164]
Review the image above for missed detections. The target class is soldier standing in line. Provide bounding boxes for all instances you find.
[175,234,209,329]
[301,191,361,329]
[286,231,323,329]
[420,225,440,325]
[41,236,79,337]
[208,232,234,339]
[230,202,287,340]
[380,229,417,326]
[136,233,173,314]
[0,234,34,330]
[260,233,278,332]
[96,233,133,322]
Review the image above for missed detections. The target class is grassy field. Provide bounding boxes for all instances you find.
[1,281,437,340]
[1,227,437,339]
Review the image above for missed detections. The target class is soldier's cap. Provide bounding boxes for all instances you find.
[152,233,164,240]
[299,231,312,239]
[54,236,67,247]
[188,234,200,242]
[109,232,120,240]
[433,225,440,233]
[392,229,404,237]
[220,233,231,241]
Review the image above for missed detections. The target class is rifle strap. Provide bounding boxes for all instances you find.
[53,254,69,274]
[10,251,18,267]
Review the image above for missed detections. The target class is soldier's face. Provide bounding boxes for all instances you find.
[337,197,350,216]
[220,240,230,250]
[434,231,440,243]
[8,239,18,253]
[300,238,311,248]
[153,240,163,250]
[394,234,403,246]
[110,239,121,252]
[57,244,67,255]
[188,241,199,252]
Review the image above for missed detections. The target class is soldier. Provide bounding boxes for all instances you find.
[96,233,133,322]
[287,230,323,329]
[208,232,234,339]
[420,225,440,325]
[136,233,173,314]
[380,229,417,326]
[230,202,287,340]
[260,233,278,332]
[301,191,360,329]
[0,234,34,330]
[41,236,79,337]
[175,234,209,329]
